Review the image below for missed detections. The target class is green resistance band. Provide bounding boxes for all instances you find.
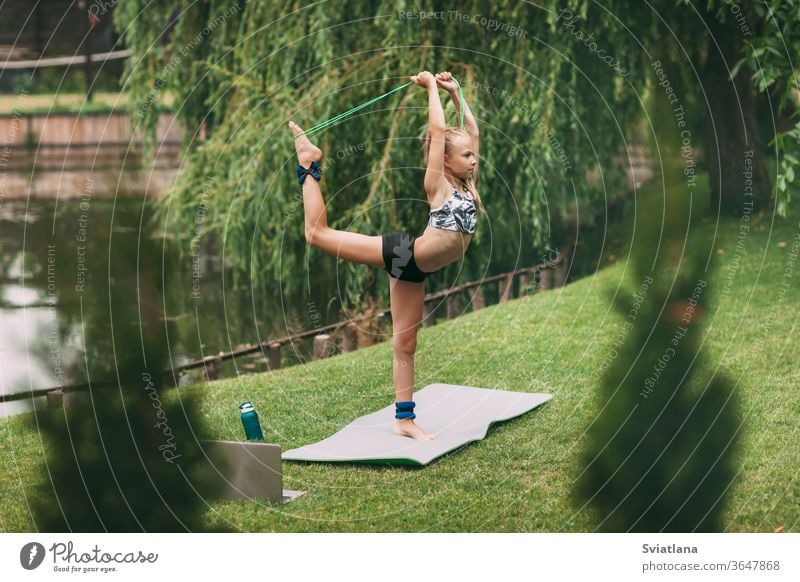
[303,75,466,137]
[453,75,465,130]
[304,81,412,137]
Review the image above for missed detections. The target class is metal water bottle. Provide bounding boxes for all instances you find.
[239,401,264,441]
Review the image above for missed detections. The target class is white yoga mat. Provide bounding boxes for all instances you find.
[282,383,552,466]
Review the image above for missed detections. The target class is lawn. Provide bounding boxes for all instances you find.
[1,202,798,533]
[0,91,176,115]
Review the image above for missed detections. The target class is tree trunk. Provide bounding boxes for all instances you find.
[699,9,772,215]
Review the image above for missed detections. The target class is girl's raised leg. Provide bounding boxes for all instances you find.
[290,121,432,441]
[289,121,384,267]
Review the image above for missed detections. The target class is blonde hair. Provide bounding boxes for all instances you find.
[422,127,483,213]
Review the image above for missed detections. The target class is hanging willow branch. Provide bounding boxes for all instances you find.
[364,88,415,217]
[113,0,798,314]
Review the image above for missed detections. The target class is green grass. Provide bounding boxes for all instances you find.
[0,91,177,115]
[2,204,798,533]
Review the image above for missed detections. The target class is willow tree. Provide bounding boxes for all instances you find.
[113,1,798,315]
[641,0,799,215]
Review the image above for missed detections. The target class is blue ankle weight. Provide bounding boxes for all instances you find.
[296,161,322,185]
[395,400,416,420]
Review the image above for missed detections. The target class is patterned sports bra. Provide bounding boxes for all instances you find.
[428,184,478,234]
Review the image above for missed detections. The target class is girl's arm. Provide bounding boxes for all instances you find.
[435,72,478,138]
[411,72,448,196]
[436,72,479,182]
[449,88,480,185]
[449,89,479,139]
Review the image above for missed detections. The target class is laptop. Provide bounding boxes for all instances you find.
[201,440,305,503]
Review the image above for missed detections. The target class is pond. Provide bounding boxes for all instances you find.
[0,196,350,417]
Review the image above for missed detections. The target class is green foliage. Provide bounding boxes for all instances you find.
[688,0,800,214]
[573,73,741,532]
[113,0,798,312]
[114,0,632,311]
[27,211,224,532]
[573,204,741,530]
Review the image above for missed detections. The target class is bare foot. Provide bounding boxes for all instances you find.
[393,418,436,441]
[288,121,322,167]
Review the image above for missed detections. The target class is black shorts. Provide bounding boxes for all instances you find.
[381,231,435,283]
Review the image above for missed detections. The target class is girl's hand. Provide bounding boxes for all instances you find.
[410,71,436,89]
[435,71,459,93]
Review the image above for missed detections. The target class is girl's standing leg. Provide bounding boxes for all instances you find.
[290,121,432,440]
[389,276,435,440]
[289,121,384,267]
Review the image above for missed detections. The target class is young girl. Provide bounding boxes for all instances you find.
[288,70,482,441]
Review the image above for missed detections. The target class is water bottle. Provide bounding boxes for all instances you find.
[239,401,264,441]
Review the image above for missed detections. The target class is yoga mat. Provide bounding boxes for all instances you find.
[282,383,552,466]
